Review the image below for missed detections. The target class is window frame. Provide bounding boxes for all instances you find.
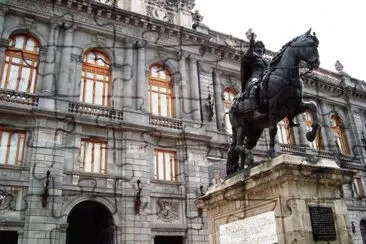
[80,50,112,107]
[0,129,26,166]
[0,33,40,94]
[277,117,295,145]
[80,138,108,174]
[149,64,175,118]
[331,114,350,155]
[153,149,177,182]
[223,87,239,134]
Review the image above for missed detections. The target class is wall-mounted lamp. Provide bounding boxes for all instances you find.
[42,170,51,208]
[135,179,142,214]
[351,221,356,234]
[361,131,366,150]
[205,93,214,121]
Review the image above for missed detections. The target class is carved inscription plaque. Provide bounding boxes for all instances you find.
[220,211,278,244]
[309,207,337,241]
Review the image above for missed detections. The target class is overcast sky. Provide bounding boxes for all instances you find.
[194,0,366,81]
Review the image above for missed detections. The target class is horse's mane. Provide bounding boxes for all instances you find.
[264,34,305,74]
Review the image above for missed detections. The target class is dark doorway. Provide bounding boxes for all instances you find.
[154,236,183,244]
[66,201,114,244]
[0,231,18,244]
[361,219,366,244]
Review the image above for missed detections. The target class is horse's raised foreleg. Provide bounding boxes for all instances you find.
[293,101,320,142]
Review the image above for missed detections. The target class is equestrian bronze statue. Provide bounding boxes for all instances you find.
[227,29,320,175]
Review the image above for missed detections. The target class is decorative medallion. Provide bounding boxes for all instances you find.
[157,199,179,222]
[0,190,14,214]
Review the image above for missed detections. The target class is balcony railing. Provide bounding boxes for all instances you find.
[0,89,39,107]
[280,144,361,164]
[149,115,183,130]
[68,102,123,120]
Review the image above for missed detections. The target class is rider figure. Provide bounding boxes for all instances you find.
[240,36,269,111]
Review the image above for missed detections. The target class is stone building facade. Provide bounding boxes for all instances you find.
[0,0,366,243]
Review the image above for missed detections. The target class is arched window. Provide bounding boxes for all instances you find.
[0,33,40,93]
[277,117,295,145]
[149,64,174,117]
[223,88,238,134]
[80,50,111,106]
[331,114,350,154]
[304,111,324,150]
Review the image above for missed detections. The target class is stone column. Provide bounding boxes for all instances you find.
[123,40,134,109]
[295,114,309,147]
[112,41,124,109]
[136,41,146,112]
[0,7,9,65]
[179,55,191,119]
[58,26,75,97]
[0,7,8,37]
[319,101,334,150]
[41,20,59,95]
[213,68,224,131]
[346,104,363,157]
[189,56,201,121]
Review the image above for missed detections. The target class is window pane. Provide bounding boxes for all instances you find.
[171,155,176,181]
[8,65,19,90]
[151,85,158,92]
[1,63,8,89]
[19,67,30,92]
[30,70,37,93]
[80,141,85,169]
[94,143,101,173]
[158,152,164,180]
[84,79,93,104]
[25,39,35,51]
[159,71,166,80]
[18,134,25,164]
[84,142,92,172]
[154,153,158,179]
[7,133,19,165]
[95,82,103,105]
[151,92,159,115]
[0,132,9,164]
[15,37,24,49]
[165,153,171,181]
[160,94,167,117]
[101,146,106,174]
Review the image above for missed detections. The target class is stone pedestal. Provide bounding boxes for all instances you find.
[196,154,355,244]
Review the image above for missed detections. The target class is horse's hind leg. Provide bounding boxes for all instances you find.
[245,127,264,165]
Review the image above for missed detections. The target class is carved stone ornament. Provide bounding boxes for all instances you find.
[146,5,174,23]
[157,199,179,222]
[0,190,14,214]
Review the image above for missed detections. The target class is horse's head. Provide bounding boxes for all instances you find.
[296,29,320,70]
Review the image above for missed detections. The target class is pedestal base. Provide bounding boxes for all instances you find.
[196,154,355,244]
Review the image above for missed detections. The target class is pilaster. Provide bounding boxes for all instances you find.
[188,56,201,121]
[213,68,224,131]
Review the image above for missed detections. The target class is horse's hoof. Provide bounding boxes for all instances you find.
[234,145,245,153]
[268,149,276,158]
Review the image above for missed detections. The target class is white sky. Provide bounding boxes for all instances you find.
[194,0,366,81]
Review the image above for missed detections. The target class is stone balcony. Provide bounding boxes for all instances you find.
[68,102,123,120]
[0,89,39,107]
[280,143,362,165]
[149,114,183,130]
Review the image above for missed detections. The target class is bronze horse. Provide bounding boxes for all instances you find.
[227,29,320,175]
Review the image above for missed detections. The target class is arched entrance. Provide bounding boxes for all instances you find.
[361,219,366,244]
[66,201,114,244]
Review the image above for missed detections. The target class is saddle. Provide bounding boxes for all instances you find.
[231,83,265,117]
